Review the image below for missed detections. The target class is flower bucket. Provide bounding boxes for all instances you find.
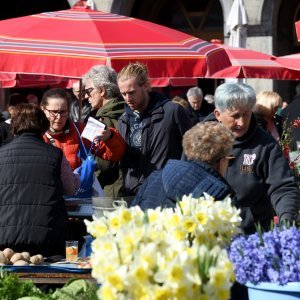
[246,282,300,300]
[92,196,129,217]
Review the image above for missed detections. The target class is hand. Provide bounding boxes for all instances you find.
[93,128,111,145]
[73,166,82,175]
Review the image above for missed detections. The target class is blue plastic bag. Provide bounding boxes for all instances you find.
[75,155,97,199]
[74,136,98,199]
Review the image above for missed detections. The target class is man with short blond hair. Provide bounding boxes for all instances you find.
[117,62,192,196]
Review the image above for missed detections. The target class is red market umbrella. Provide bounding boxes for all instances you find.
[0,6,231,86]
[275,53,300,73]
[296,20,300,42]
[210,44,300,80]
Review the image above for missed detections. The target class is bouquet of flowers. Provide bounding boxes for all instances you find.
[85,194,242,300]
[228,225,300,285]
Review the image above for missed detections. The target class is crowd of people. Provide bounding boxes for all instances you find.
[0,62,299,299]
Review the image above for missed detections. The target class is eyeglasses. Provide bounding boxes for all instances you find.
[225,155,235,160]
[217,155,235,163]
[43,107,69,117]
[82,87,94,97]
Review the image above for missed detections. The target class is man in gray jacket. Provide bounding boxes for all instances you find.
[117,62,192,196]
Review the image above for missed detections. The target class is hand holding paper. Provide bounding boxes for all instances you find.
[93,128,112,146]
[81,117,107,142]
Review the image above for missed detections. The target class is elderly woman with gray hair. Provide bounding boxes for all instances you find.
[204,83,300,235]
[83,65,125,197]
[131,121,236,210]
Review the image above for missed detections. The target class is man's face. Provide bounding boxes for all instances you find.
[214,107,252,138]
[187,95,202,111]
[118,77,149,112]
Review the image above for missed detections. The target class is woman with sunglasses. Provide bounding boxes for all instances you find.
[41,88,125,171]
[82,65,125,197]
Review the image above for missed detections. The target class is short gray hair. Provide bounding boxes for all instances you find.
[186,87,203,99]
[214,83,256,112]
[83,65,120,98]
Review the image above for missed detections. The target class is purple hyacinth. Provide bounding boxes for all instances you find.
[228,226,300,285]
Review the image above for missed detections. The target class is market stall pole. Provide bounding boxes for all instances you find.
[296,19,300,42]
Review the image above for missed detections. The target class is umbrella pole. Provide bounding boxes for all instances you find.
[78,79,82,122]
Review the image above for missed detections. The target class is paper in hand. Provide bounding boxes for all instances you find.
[81,117,106,142]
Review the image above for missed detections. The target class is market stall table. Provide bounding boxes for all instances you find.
[3,262,94,285]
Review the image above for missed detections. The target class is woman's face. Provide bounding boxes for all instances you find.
[84,80,103,111]
[42,97,69,132]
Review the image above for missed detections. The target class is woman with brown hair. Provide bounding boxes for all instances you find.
[0,103,78,256]
[40,88,125,171]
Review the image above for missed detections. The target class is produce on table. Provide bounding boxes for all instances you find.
[0,248,44,266]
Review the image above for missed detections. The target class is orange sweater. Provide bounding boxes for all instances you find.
[43,121,125,170]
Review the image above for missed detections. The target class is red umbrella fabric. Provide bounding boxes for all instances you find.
[275,53,300,74]
[0,73,72,88]
[210,44,300,80]
[0,6,231,85]
[296,20,300,42]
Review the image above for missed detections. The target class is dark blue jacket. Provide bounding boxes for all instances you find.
[118,92,192,196]
[131,159,235,210]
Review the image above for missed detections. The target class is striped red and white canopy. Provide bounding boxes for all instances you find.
[210,44,300,80]
[0,6,231,87]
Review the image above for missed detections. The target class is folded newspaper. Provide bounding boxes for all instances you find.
[81,117,106,142]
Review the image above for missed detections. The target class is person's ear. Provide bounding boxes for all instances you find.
[99,87,106,97]
[142,81,150,92]
[214,108,221,121]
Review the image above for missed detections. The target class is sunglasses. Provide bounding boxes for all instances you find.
[217,155,235,163]
[43,107,69,117]
[82,87,94,97]
[225,155,235,160]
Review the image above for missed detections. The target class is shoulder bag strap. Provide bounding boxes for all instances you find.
[74,122,98,158]
[73,122,89,158]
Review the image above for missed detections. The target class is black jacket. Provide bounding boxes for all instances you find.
[132,159,235,210]
[0,133,70,256]
[0,120,13,147]
[205,113,300,234]
[185,101,215,125]
[118,91,192,195]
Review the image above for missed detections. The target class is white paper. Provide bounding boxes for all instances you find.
[81,117,106,142]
